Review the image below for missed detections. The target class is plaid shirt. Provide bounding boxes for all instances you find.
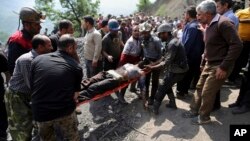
[9,50,38,94]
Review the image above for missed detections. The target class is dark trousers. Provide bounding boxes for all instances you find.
[80,72,120,98]
[228,41,250,81]
[85,59,103,78]
[0,84,7,139]
[145,69,160,101]
[104,58,119,71]
[154,72,185,105]
[177,64,201,94]
[234,61,250,108]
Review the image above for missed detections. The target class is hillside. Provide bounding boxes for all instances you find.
[148,0,203,18]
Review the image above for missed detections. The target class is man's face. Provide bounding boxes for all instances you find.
[158,32,168,41]
[42,38,53,53]
[82,20,88,29]
[140,31,150,40]
[184,12,190,22]
[110,30,119,36]
[196,10,209,24]
[27,22,41,35]
[132,26,140,39]
[66,25,74,34]
[216,2,227,15]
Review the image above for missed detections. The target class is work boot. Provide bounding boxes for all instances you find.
[228,102,240,108]
[147,98,154,105]
[117,92,128,104]
[166,93,177,109]
[232,105,250,114]
[75,108,82,115]
[153,101,161,115]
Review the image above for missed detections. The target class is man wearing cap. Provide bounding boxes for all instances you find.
[7,7,44,76]
[102,19,124,71]
[5,35,52,141]
[139,22,162,106]
[146,23,188,115]
[83,15,103,78]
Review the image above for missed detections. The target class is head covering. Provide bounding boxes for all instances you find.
[139,22,152,32]
[157,23,173,33]
[108,19,120,31]
[19,7,45,23]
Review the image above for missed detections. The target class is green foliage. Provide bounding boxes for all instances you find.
[0,31,10,43]
[35,0,100,36]
[155,3,167,16]
[137,0,152,12]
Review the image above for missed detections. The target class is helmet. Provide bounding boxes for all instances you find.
[157,23,173,33]
[139,22,152,32]
[108,19,120,31]
[19,7,45,23]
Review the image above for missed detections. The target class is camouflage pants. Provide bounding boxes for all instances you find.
[37,112,79,141]
[4,88,33,141]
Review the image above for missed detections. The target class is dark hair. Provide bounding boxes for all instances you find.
[101,20,108,27]
[83,15,95,26]
[32,34,46,49]
[215,0,233,8]
[58,34,75,50]
[186,6,197,19]
[58,20,73,31]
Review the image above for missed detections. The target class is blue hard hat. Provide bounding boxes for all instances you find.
[108,19,120,31]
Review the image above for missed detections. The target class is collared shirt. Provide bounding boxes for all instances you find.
[84,27,102,61]
[122,36,141,57]
[9,49,39,94]
[204,15,243,71]
[142,35,162,61]
[223,9,239,28]
[31,51,83,122]
[209,14,220,26]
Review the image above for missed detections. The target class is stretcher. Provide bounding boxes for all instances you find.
[76,69,151,106]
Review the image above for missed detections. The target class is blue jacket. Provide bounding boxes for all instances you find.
[182,20,204,66]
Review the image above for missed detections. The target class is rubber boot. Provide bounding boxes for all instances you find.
[166,93,177,109]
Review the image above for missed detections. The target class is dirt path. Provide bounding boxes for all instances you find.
[77,84,250,141]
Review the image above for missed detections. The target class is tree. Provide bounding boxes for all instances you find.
[35,0,100,36]
[137,0,152,12]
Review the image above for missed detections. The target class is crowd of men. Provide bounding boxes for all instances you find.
[0,0,250,140]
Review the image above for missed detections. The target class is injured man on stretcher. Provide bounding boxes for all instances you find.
[78,60,152,102]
